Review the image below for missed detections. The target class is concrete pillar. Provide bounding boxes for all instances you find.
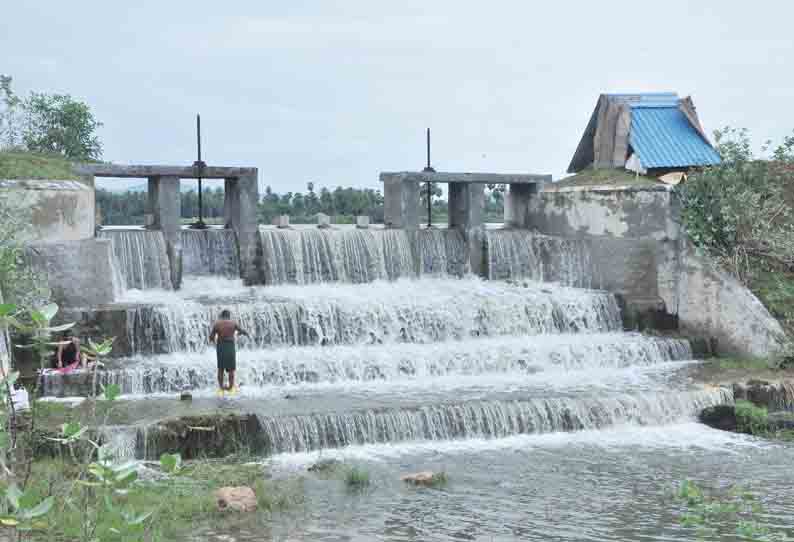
[383,176,419,229]
[447,183,484,232]
[223,178,240,231]
[447,183,485,276]
[229,172,260,284]
[148,175,182,289]
[504,184,534,228]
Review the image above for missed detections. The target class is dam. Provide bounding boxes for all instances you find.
[9,153,793,539]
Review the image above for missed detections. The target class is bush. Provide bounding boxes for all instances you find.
[679,127,794,285]
[734,399,769,435]
[344,466,370,489]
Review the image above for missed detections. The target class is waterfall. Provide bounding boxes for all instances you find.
[415,229,470,276]
[486,230,591,287]
[99,230,172,290]
[40,333,691,396]
[257,227,469,285]
[180,229,240,278]
[119,279,623,355]
[249,389,730,455]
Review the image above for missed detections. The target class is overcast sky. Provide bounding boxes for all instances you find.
[4,1,793,192]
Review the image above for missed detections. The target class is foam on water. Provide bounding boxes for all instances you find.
[253,388,730,455]
[43,333,692,396]
[268,422,764,469]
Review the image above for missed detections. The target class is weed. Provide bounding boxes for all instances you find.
[345,466,370,489]
[735,400,770,435]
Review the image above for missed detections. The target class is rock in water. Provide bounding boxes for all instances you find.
[215,486,257,512]
[308,458,343,473]
[401,471,437,486]
[180,392,192,401]
[699,405,737,432]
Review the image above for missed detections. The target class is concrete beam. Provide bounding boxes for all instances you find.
[75,163,257,179]
[380,171,551,185]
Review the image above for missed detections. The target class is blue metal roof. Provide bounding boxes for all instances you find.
[629,105,721,169]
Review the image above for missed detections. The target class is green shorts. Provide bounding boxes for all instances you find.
[216,340,236,371]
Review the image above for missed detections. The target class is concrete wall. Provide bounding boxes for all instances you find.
[26,238,117,308]
[529,182,786,358]
[0,178,95,242]
[528,183,680,241]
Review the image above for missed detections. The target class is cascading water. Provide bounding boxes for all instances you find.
[486,230,592,287]
[48,226,739,483]
[257,226,468,284]
[99,230,173,291]
[180,229,240,278]
[117,278,622,355]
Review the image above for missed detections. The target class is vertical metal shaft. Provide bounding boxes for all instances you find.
[426,128,432,227]
[197,114,203,224]
[426,128,431,170]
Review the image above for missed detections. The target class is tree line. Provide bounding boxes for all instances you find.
[96,183,506,226]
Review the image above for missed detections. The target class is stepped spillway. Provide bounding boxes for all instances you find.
[63,227,741,480]
[115,277,622,355]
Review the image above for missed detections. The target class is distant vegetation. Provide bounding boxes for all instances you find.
[95,182,507,226]
[679,127,794,353]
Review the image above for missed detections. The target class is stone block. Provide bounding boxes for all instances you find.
[316,213,331,229]
[355,216,370,229]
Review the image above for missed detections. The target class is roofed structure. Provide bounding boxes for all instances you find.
[567,93,721,174]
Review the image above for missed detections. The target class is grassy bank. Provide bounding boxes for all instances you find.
[14,458,304,541]
[751,269,794,341]
[0,151,79,180]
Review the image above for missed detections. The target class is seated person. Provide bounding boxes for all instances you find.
[55,333,83,373]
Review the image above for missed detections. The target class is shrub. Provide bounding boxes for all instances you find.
[344,466,370,489]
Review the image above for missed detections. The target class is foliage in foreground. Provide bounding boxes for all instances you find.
[675,479,791,541]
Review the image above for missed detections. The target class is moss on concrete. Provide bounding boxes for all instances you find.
[0,151,79,180]
[553,168,663,188]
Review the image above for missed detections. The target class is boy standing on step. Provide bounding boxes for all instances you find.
[209,309,249,394]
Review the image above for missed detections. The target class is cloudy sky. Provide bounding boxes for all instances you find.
[3,1,793,192]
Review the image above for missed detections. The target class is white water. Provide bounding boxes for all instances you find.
[486,230,592,287]
[68,333,691,396]
[180,229,240,278]
[99,230,173,291]
[258,227,469,284]
[117,277,622,354]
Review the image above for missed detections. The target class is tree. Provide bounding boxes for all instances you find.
[0,75,23,149]
[22,92,102,160]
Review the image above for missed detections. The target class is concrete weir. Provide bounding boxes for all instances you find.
[76,164,259,289]
[381,171,550,275]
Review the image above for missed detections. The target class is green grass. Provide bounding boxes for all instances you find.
[553,168,662,188]
[16,458,304,541]
[734,399,769,435]
[751,269,794,339]
[0,151,79,180]
[710,357,775,371]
